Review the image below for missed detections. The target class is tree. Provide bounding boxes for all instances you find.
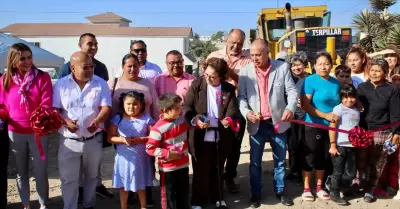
[211,31,225,42]
[369,0,397,11]
[353,0,400,52]
[189,32,218,60]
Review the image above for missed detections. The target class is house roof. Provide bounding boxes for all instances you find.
[0,23,193,37]
[85,12,132,23]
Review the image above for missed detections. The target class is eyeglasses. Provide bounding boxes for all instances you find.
[167,60,183,66]
[132,48,147,54]
[77,63,96,71]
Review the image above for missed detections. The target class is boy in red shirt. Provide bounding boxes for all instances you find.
[146,93,189,209]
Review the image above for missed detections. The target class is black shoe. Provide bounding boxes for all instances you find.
[250,196,261,208]
[225,179,239,194]
[78,187,83,204]
[276,192,294,206]
[343,186,357,197]
[96,184,114,198]
[330,193,348,205]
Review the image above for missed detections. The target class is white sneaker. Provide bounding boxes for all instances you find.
[216,200,227,207]
[152,179,160,187]
[191,206,202,209]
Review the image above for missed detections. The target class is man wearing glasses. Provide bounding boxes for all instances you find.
[116,40,163,80]
[59,33,113,202]
[154,50,195,100]
[53,51,112,209]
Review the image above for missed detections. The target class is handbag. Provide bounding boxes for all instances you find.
[102,78,118,148]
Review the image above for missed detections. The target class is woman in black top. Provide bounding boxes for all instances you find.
[357,59,400,203]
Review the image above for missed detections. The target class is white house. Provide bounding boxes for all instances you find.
[199,35,212,41]
[0,12,195,77]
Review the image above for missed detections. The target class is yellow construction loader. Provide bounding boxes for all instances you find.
[249,3,353,73]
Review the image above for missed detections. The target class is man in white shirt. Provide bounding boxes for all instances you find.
[116,40,163,80]
[53,51,112,209]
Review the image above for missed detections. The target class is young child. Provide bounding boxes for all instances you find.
[146,93,190,209]
[328,85,360,205]
[108,91,155,209]
[334,65,353,87]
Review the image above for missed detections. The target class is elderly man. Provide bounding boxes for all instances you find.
[207,29,251,193]
[116,40,163,80]
[53,51,112,209]
[238,39,298,207]
[154,50,196,99]
[59,33,112,201]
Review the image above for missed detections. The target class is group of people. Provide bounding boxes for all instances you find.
[0,27,399,209]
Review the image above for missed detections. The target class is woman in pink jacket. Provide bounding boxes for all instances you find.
[0,43,52,209]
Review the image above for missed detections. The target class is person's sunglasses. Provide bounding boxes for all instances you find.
[132,48,147,54]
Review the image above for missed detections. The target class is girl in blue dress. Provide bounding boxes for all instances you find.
[108,91,154,209]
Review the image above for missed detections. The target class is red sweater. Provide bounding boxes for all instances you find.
[146,116,189,172]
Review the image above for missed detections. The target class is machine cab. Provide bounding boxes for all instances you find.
[251,4,335,59]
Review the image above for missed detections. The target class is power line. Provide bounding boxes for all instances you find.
[339,0,365,15]
[0,10,259,15]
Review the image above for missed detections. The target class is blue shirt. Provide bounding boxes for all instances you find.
[332,104,360,147]
[59,58,109,81]
[301,74,340,125]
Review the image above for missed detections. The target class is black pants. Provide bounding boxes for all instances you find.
[192,142,226,207]
[330,146,356,193]
[303,126,330,171]
[224,115,246,180]
[159,168,189,209]
[0,124,9,209]
[287,115,305,174]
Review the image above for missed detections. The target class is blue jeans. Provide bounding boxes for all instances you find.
[250,120,287,197]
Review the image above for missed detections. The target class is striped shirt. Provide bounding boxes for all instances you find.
[146,116,189,172]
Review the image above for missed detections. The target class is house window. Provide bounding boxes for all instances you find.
[29,42,41,48]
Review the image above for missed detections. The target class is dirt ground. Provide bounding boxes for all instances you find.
[6,132,400,209]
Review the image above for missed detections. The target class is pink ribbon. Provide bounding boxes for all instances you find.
[223,117,240,132]
[166,144,185,155]
[274,119,400,148]
[30,107,66,161]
